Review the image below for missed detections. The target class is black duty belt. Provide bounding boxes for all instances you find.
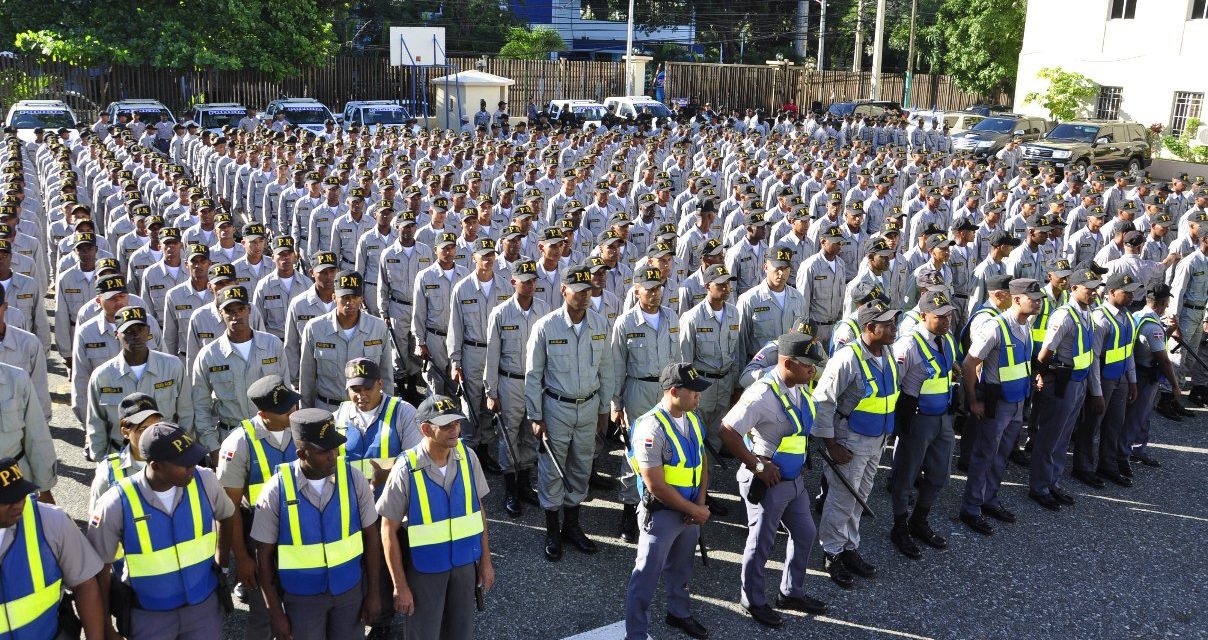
[1187,303,1206,311]
[499,369,525,380]
[544,389,597,405]
[464,339,487,348]
[316,393,343,406]
[390,293,413,305]
[635,376,659,383]
[427,327,447,337]
[700,371,727,380]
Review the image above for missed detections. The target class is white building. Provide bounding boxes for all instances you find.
[508,0,696,59]
[1013,0,1208,138]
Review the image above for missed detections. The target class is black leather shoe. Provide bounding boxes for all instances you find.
[839,549,877,578]
[743,604,784,628]
[959,512,995,535]
[544,510,563,561]
[366,625,392,640]
[1130,452,1161,468]
[1050,487,1076,505]
[666,614,709,638]
[1008,449,1031,467]
[890,523,922,559]
[824,553,856,589]
[476,445,503,474]
[1175,399,1195,417]
[775,592,829,615]
[908,518,948,549]
[981,504,1016,523]
[1029,491,1062,511]
[503,474,522,518]
[588,470,619,491]
[1155,395,1183,421]
[1097,469,1133,487]
[1117,460,1134,478]
[706,496,729,517]
[619,503,639,543]
[1072,469,1106,489]
[956,459,970,473]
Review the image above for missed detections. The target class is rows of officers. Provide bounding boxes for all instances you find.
[0,107,1202,639]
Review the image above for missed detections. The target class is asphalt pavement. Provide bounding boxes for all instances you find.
[41,297,1208,640]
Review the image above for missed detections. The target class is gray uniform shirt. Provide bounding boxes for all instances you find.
[967,310,1028,385]
[0,325,51,421]
[377,241,435,330]
[447,272,513,369]
[299,310,394,407]
[284,287,335,385]
[0,363,56,490]
[1040,302,1094,370]
[679,300,742,382]
[86,350,193,459]
[411,262,469,350]
[191,331,288,451]
[1087,302,1137,396]
[484,296,550,398]
[215,416,296,504]
[797,253,846,325]
[524,307,616,421]
[252,272,314,340]
[812,339,894,450]
[736,282,807,360]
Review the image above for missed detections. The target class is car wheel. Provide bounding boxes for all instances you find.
[1127,158,1142,174]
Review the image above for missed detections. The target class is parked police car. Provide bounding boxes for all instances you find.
[4,100,78,142]
[189,103,248,134]
[261,98,336,134]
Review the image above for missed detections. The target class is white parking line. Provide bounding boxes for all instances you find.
[561,620,648,639]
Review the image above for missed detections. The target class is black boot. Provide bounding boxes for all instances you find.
[908,507,948,549]
[517,468,540,505]
[503,473,522,518]
[1155,393,1183,421]
[476,444,502,474]
[561,506,599,554]
[618,503,638,543]
[544,510,563,561]
[889,514,921,559]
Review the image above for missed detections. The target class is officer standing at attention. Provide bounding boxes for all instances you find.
[299,270,394,412]
[0,456,107,640]
[624,362,713,640]
[679,264,742,460]
[720,333,829,628]
[377,396,495,640]
[812,300,900,588]
[796,225,847,348]
[611,266,683,543]
[958,278,1040,534]
[412,232,468,396]
[525,266,615,561]
[1030,266,1101,512]
[1123,284,1178,468]
[888,292,957,559]
[191,285,288,461]
[86,306,193,462]
[215,375,299,640]
[87,422,235,640]
[89,393,158,513]
[484,260,549,517]
[251,409,382,640]
[737,247,807,361]
[333,357,421,496]
[377,209,433,402]
[284,251,338,386]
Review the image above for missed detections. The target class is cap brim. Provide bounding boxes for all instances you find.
[258,389,302,414]
[675,378,712,392]
[345,376,373,388]
[926,304,956,315]
[334,288,365,297]
[428,413,466,427]
[115,319,148,333]
[306,431,348,451]
[768,260,793,268]
[564,282,592,293]
[126,409,162,425]
[98,289,127,300]
[0,477,38,503]
[1115,283,1144,293]
[864,310,900,323]
[1050,269,1073,277]
[160,442,208,467]
[1078,279,1104,289]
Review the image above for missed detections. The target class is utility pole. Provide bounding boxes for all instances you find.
[852,0,864,72]
[904,0,918,107]
[869,0,886,100]
[794,0,809,58]
[624,0,636,95]
[818,0,827,70]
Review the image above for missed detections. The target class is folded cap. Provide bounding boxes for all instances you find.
[139,422,207,466]
[119,392,161,425]
[660,362,711,392]
[247,375,301,414]
[290,408,346,451]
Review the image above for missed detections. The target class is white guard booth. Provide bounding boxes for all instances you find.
[429,70,516,130]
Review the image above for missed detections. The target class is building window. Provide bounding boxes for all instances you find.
[1096,86,1123,120]
[1109,0,1137,19]
[1193,0,1208,19]
[1170,91,1204,136]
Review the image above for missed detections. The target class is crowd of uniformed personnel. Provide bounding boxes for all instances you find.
[0,103,1203,640]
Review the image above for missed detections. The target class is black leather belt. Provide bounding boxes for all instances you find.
[635,376,659,383]
[390,293,412,305]
[700,371,726,380]
[499,369,524,380]
[1187,303,1206,311]
[544,389,597,405]
[953,293,969,299]
[316,393,343,406]
[427,327,447,337]
[464,339,487,348]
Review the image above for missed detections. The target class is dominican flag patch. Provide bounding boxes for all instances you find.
[221,449,236,461]
[643,436,654,449]
[89,513,101,528]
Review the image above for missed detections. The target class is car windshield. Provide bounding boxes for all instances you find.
[573,106,607,120]
[634,102,672,118]
[200,108,246,129]
[281,105,330,124]
[828,103,856,116]
[361,106,409,124]
[120,107,171,122]
[970,117,1018,134]
[1046,123,1099,142]
[10,109,75,129]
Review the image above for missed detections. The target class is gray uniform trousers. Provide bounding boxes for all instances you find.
[695,374,735,453]
[459,344,494,451]
[387,319,421,380]
[625,507,698,640]
[423,329,455,397]
[403,563,475,640]
[960,399,1024,516]
[1073,377,1128,474]
[890,412,954,516]
[538,394,600,509]
[1029,377,1087,495]
[130,592,223,640]
[496,376,537,472]
[818,431,884,555]
[1175,310,1206,385]
[617,379,662,505]
[1123,376,1160,458]
[281,580,364,640]
[737,469,815,608]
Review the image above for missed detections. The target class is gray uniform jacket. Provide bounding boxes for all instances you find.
[0,324,51,421]
[524,307,616,421]
[797,253,847,325]
[252,272,314,340]
[283,288,335,385]
[410,263,469,350]
[299,310,394,408]
[610,305,682,412]
[680,300,742,382]
[736,282,807,360]
[484,296,551,399]
[86,350,192,459]
[191,331,289,451]
[0,363,56,490]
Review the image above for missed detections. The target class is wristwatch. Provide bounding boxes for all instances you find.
[753,460,766,474]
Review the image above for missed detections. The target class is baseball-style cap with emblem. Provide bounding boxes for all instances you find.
[120,392,161,425]
[248,375,301,414]
[160,227,183,243]
[857,299,900,325]
[819,225,848,244]
[925,233,955,250]
[311,251,338,272]
[396,211,417,227]
[334,270,364,297]
[473,237,497,256]
[597,230,623,246]
[345,357,381,387]
[140,422,207,466]
[1069,268,1103,289]
[920,291,956,315]
[916,270,946,291]
[187,243,210,262]
[115,306,150,332]
[985,274,1013,292]
[1087,205,1107,219]
[1106,272,1143,293]
[416,395,466,427]
[540,227,564,244]
[646,242,673,258]
[988,230,1021,248]
[746,212,769,228]
[435,232,458,248]
[585,257,608,274]
[242,223,266,239]
[882,220,902,236]
[272,236,296,255]
[97,258,121,274]
[865,236,894,257]
[0,457,38,502]
[214,212,234,227]
[218,285,249,309]
[96,274,127,299]
[704,264,734,285]
[660,362,711,392]
[196,198,215,210]
[561,265,593,292]
[1009,278,1043,299]
[634,267,663,288]
[290,408,346,450]
[767,246,794,267]
[1049,259,1074,277]
[1152,212,1173,227]
[209,263,236,284]
[780,332,826,365]
[74,232,97,248]
[513,260,539,281]
[697,238,724,258]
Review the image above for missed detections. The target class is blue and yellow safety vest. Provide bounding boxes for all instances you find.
[847,343,899,437]
[911,331,957,415]
[627,408,706,502]
[990,315,1033,403]
[335,397,404,479]
[1059,304,1094,382]
[0,498,63,640]
[762,374,815,479]
[1098,304,1136,381]
[275,460,364,596]
[241,420,297,505]
[406,440,484,574]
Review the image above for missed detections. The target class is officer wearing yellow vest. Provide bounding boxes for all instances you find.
[251,408,382,640]
[1030,265,1102,512]
[720,333,829,629]
[87,422,235,640]
[887,291,958,560]
[1015,258,1072,466]
[215,375,299,640]
[958,278,1041,536]
[88,394,158,515]
[624,362,713,640]
[812,300,900,590]
[0,456,107,640]
[334,358,421,497]
[377,395,494,640]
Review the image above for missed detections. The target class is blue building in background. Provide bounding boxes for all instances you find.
[508,0,696,59]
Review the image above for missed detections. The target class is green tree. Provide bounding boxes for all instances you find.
[1023,67,1098,121]
[498,27,566,59]
[919,0,1026,95]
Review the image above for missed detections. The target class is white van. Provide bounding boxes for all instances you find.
[546,100,607,128]
[602,96,674,123]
